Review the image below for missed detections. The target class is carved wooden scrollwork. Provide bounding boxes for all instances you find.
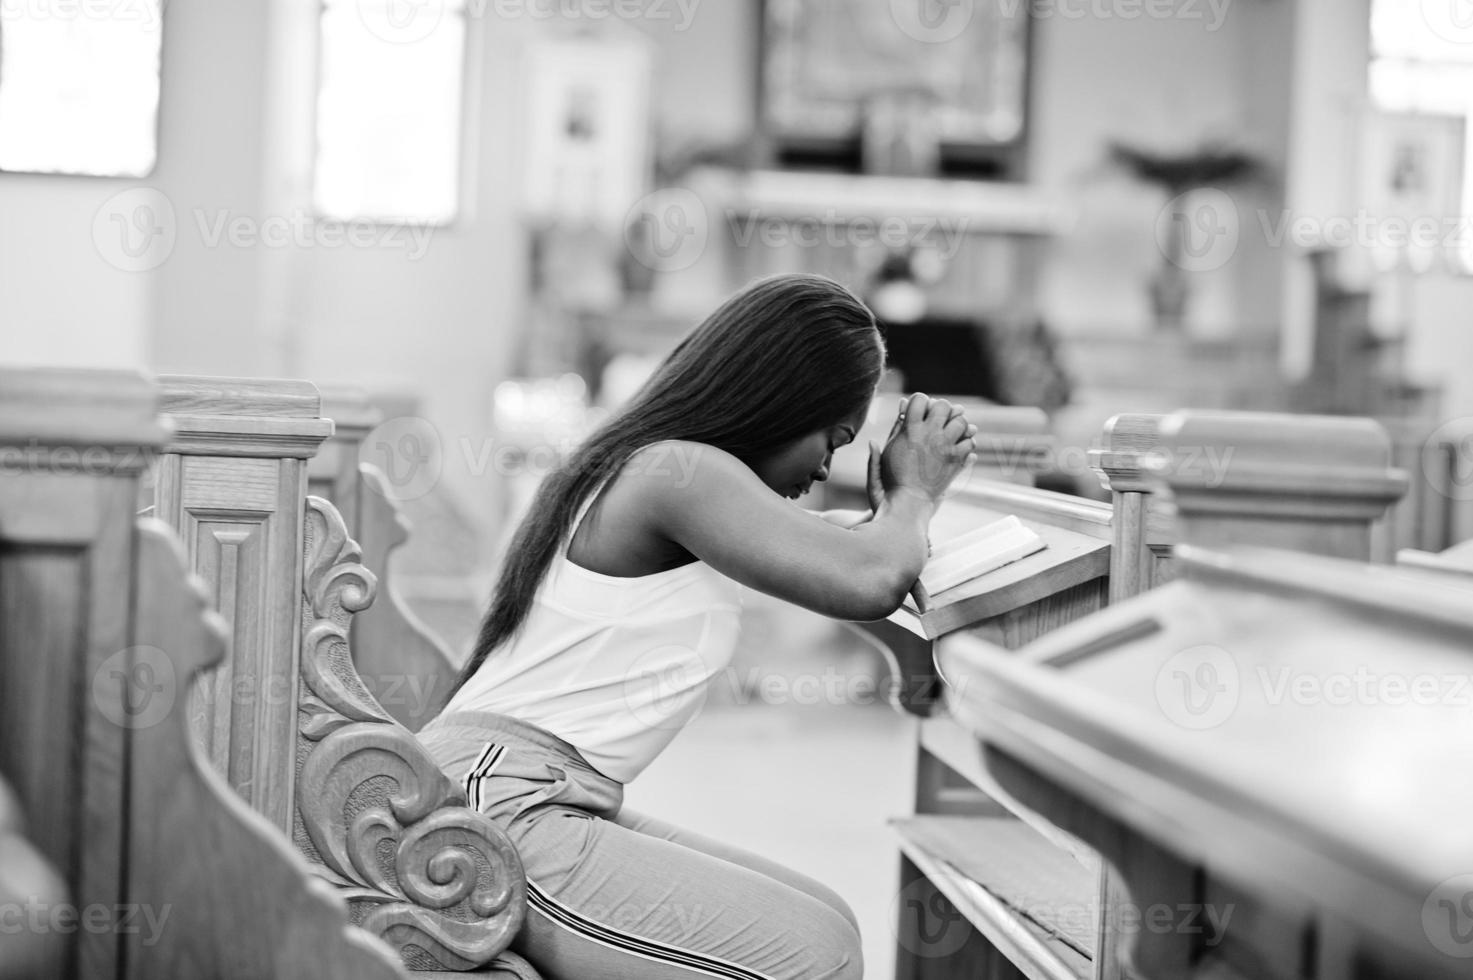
[296,496,530,972]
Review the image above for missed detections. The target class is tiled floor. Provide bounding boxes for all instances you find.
[625,698,917,980]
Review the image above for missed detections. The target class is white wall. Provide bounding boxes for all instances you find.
[0,176,152,367]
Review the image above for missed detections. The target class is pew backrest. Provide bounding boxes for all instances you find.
[1146,410,1408,562]
[312,386,457,730]
[153,375,531,973]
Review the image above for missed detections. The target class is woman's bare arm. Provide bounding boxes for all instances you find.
[638,444,934,620]
[631,396,974,620]
[813,508,873,529]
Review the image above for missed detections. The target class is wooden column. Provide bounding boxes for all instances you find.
[1150,411,1408,562]
[1088,413,1170,601]
[152,375,333,831]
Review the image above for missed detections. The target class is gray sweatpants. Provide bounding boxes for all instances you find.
[417,710,863,980]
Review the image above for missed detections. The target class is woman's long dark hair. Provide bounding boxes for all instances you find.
[450,273,886,696]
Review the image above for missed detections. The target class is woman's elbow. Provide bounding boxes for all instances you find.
[843,567,917,621]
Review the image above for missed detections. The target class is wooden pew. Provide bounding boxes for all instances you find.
[311,386,457,730]
[1391,416,1473,575]
[0,367,409,980]
[831,407,1405,980]
[1376,415,1473,561]
[934,411,1420,980]
[829,403,1124,979]
[939,545,1473,980]
[1150,411,1406,561]
[1087,413,1172,599]
[151,375,537,976]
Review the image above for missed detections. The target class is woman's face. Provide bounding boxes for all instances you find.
[749,405,870,500]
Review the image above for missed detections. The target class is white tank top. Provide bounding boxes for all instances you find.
[441,476,745,783]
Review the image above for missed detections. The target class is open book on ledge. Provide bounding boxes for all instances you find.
[915,515,1048,602]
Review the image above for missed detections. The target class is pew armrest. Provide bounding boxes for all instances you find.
[296,496,529,972]
[353,463,459,730]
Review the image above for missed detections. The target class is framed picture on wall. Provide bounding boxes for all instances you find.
[1359,110,1467,273]
[761,0,1031,176]
[0,2,164,176]
[519,32,653,233]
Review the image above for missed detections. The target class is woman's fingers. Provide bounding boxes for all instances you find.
[886,400,906,444]
[866,440,885,512]
[903,392,930,432]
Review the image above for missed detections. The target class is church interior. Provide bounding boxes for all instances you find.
[3,1,1473,978]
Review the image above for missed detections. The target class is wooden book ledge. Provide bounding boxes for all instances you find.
[941,544,1473,980]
